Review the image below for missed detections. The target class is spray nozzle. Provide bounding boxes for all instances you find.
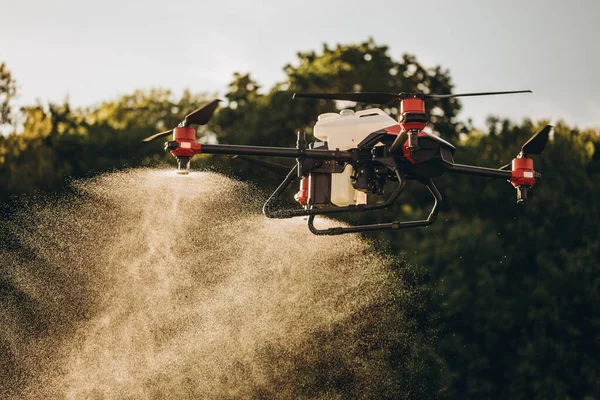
[176,157,191,175]
[516,185,528,204]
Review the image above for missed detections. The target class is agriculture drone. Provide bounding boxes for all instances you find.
[142,90,550,235]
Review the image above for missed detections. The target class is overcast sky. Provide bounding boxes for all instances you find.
[1,0,598,130]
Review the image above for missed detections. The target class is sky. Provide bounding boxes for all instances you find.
[1,0,599,130]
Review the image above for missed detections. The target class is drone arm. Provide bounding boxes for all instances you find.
[443,162,512,179]
[168,141,354,161]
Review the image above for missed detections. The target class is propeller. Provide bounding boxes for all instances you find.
[183,99,221,125]
[142,129,175,143]
[521,124,551,156]
[142,99,221,142]
[293,90,532,105]
[499,125,552,170]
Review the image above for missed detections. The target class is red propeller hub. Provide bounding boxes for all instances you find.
[399,98,427,131]
[170,127,201,158]
[510,157,536,188]
[400,98,425,114]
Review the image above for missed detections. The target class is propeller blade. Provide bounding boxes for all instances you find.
[294,90,532,104]
[183,99,221,126]
[141,129,173,143]
[426,90,532,99]
[499,162,512,170]
[293,92,399,104]
[522,125,552,156]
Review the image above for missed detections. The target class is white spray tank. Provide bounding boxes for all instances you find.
[313,109,398,206]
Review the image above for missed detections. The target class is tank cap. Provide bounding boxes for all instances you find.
[318,113,339,121]
[339,109,355,116]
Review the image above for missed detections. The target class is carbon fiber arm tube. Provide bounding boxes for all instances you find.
[444,163,512,179]
[198,144,353,161]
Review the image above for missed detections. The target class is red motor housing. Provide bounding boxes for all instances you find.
[510,156,537,204]
[170,127,201,158]
[510,157,536,188]
[399,98,427,132]
[169,127,202,174]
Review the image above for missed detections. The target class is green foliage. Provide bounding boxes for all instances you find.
[0,62,17,126]
[209,38,461,189]
[383,120,600,399]
[208,41,600,397]
[1,38,600,398]
[213,39,461,144]
[0,88,210,201]
[282,40,462,139]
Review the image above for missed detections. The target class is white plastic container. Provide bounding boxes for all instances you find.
[330,165,368,207]
[314,108,398,150]
[330,164,356,206]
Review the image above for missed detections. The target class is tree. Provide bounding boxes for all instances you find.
[208,38,462,189]
[2,40,600,398]
[0,84,211,202]
[383,120,600,398]
[213,39,462,143]
[211,47,600,396]
[0,62,17,126]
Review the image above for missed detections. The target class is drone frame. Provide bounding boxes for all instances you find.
[260,130,444,235]
[143,91,548,236]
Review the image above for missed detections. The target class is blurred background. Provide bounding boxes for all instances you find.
[1,0,599,398]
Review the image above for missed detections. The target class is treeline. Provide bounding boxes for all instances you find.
[1,39,599,398]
